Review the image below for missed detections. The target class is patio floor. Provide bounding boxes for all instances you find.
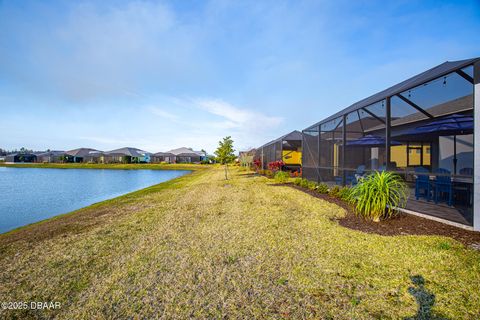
[405,188,473,226]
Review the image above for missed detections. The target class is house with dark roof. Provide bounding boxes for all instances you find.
[64,148,101,163]
[35,150,66,163]
[4,153,37,163]
[165,147,205,163]
[104,147,151,163]
[151,152,176,163]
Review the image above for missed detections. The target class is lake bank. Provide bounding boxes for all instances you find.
[1,166,479,319]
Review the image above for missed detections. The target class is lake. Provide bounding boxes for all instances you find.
[0,167,189,233]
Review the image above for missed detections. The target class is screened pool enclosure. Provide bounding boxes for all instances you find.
[255,130,302,171]
[302,58,480,230]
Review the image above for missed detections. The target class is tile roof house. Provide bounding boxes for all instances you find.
[104,147,151,163]
[65,148,101,163]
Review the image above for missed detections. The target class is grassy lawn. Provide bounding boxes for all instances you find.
[0,165,479,319]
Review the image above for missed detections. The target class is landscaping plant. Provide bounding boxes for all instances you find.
[347,171,408,222]
[274,171,290,183]
[338,186,352,201]
[264,170,274,178]
[307,181,317,191]
[267,160,284,172]
[300,178,310,188]
[214,136,236,180]
[293,177,302,186]
[316,183,329,194]
[328,185,341,197]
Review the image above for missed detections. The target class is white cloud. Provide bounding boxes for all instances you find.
[148,107,179,121]
[193,98,283,130]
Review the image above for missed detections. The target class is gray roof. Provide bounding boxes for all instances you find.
[65,148,99,157]
[305,58,479,130]
[176,152,201,157]
[166,147,204,156]
[105,147,150,157]
[36,150,65,157]
[259,130,303,149]
[153,152,175,157]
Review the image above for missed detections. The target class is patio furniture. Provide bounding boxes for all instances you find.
[354,165,366,181]
[414,167,431,202]
[459,167,474,176]
[433,168,453,206]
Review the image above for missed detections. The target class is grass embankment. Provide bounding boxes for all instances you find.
[0,166,479,319]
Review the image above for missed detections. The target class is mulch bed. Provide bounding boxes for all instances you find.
[284,184,480,247]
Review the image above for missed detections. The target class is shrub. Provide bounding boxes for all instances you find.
[307,181,317,190]
[300,178,310,188]
[253,159,262,170]
[338,186,353,201]
[347,171,408,222]
[267,160,284,171]
[274,171,290,183]
[316,183,329,194]
[264,170,274,178]
[258,169,265,175]
[329,185,341,197]
[293,177,302,186]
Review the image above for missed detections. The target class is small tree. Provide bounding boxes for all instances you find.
[214,136,236,180]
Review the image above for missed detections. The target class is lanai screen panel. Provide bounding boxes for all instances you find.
[302,126,319,181]
[344,100,387,178]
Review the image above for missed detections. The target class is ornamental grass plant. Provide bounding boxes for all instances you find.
[347,171,408,222]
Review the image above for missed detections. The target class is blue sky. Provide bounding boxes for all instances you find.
[0,0,479,153]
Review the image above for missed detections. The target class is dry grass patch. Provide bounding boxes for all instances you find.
[0,166,479,319]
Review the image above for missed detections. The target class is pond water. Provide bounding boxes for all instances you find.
[0,167,189,233]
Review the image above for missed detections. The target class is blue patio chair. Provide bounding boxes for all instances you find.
[334,174,356,185]
[433,168,452,206]
[459,167,473,176]
[414,167,431,202]
[354,165,366,181]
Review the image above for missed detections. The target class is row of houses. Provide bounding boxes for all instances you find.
[252,57,480,232]
[3,147,208,164]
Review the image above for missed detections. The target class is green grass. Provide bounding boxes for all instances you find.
[0,166,479,319]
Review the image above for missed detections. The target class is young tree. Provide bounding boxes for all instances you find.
[214,136,236,180]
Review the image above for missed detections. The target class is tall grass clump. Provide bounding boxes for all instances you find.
[347,171,407,222]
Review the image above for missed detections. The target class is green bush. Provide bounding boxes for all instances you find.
[307,181,317,190]
[316,183,329,194]
[274,171,290,183]
[293,177,302,186]
[265,170,274,178]
[300,178,310,188]
[347,171,408,222]
[329,185,341,197]
[338,186,352,200]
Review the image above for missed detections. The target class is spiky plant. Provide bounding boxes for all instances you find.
[347,171,408,222]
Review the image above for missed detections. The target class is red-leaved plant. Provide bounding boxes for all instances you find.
[268,160,284,172]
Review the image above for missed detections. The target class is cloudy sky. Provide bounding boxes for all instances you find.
[0,0,479,153]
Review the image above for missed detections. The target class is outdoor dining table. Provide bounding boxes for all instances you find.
[411,173,473,206]
[427,174,473,206]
